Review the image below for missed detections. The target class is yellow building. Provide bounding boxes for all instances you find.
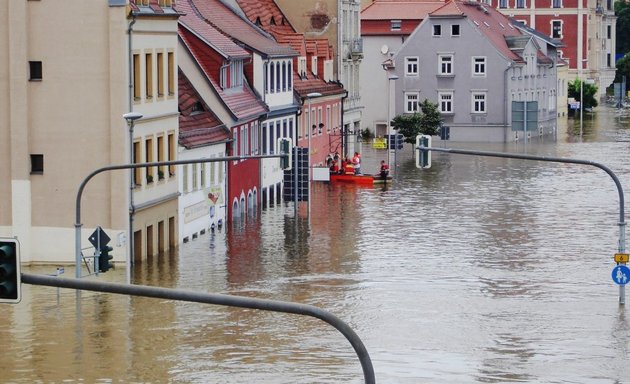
[0,0,180,267]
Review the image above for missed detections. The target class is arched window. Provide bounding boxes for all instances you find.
[276,62,281,92]
[287,61,292,90]
[282,62,287,92]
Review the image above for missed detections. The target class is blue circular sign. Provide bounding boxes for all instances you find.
[612,265,630,285]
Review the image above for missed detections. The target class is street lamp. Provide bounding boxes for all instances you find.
[387,75,398,169]
[123,112,142,283]
[306,92,321,216]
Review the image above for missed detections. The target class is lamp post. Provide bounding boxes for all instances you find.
[305,92,322,215]
[387,75,398,170]
[123,112,142,284]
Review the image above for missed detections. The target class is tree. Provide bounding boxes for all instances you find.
[390,99,442,144]
[616,1,630,56]
[568,78,599,109]
[614,53,630,92]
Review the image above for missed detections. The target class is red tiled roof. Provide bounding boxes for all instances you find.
[129,0,182,16]
[178,69,230,149]
[190,0,297,58]
[272,31,307,56]
[178,0,250,59]
[179,26,269,121]
[235,0,296,33]
[430,0,524,62]
[293,75,346,98]
[361,0,444,20]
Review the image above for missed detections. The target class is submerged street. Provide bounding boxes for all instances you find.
[4,107,630,383]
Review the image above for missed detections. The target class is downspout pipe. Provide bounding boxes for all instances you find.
[503,61,513,143]
[128,14,137,112]
[340,85,349,158]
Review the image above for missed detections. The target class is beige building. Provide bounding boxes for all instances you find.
[274,0,363,151]
[0,0,179,266]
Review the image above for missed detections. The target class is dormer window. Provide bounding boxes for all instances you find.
[220,59,244,90]
[191,101,204,114]
[311,56,318,77]
[391,20,401,31]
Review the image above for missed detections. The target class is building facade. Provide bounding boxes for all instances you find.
[0,0,179,264]
[489,0,616,99]
[389,0,559,142]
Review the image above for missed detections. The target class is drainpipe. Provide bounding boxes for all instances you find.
[128,14,137,112]
[504,61,513,143]
[127,14,137,280]
[340,84,349,158]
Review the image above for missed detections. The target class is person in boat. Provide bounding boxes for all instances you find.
[380,160,389,180]
[330,158,339,174]
[343,157,355,175]
[352,152,361,175]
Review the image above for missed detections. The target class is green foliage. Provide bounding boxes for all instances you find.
[616,1,630,56]
[615,53,630,91]
[568,78,599,109]
[360,127,374,141]
[390,99,442,143]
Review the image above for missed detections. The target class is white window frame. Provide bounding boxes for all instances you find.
[405,57,419,76]
[438,54,454,76]
[472,57,486,77]
[432,24,442,37]
[499,0,508,8]
[404,92,420,113]
[471,91,487,113]
[391,20,401,31]
[551,20,562,39]
[451,24,460,37]
[438,91,454,113]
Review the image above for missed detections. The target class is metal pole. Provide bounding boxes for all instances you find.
[294,146,298,217]
[580,63,583,136]
[305,93,322,216]
[74,154,288,278]
[123,112,142,284]
[22,273,376,384]
[418,145,626,304]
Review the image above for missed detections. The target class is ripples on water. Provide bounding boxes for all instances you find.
[4,108,630,383]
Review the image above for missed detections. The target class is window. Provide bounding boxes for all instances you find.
[451,24,460,36]
[192,164,198,190]
[201,163,206,188]
[405,92,419,113]
[158,0,172,6]
[133,141,141,185]
[221,60,243,90]
[157,52,164,96]
[30,154,43,174]
[182,165,188,193]
[499,0,508,8]
[607,25,612,39]
[167,133,175,176]
[551,20,562,39]
[552,0,561,7]
[438,54,453,75]
[516,0,525,8]
[472,57,486,76]
[282,62,287,91]
[472,92,487,113]
[276,62,281,90]
[438,91,453,113]
[133,54,141,99]
[433,24,441,36]
[233,128,239,157]
[326,106,331,133]
[167,52,175,96]
[29,61,42,81]
[287,60,292,90]
[145,53,153,99]
[405,57,419,76]
[391,20,401,31]
[157,135,165,179]
[607,53,612,67]
[145,137,154,183]
[270,63,275,92]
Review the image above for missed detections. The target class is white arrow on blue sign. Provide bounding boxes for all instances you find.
[612,265,630,285]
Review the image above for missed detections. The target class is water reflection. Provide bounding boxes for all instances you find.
[4,107,630,383]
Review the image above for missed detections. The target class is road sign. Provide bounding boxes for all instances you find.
[88,226,110,251]
[612,265,630,285]
[614,253,629,263]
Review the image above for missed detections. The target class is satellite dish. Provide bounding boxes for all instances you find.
[380,44,389,54]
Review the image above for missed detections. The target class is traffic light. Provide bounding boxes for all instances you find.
[0,239,21,304]
[416,135,432,169]
[98,245,114,273]
[278,138,293,170]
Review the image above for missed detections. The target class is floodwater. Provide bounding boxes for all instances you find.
[3,106,630,383]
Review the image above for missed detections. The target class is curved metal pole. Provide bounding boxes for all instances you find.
[74,154,289,279]
[419,146,626,304]
[22,273,375,384]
